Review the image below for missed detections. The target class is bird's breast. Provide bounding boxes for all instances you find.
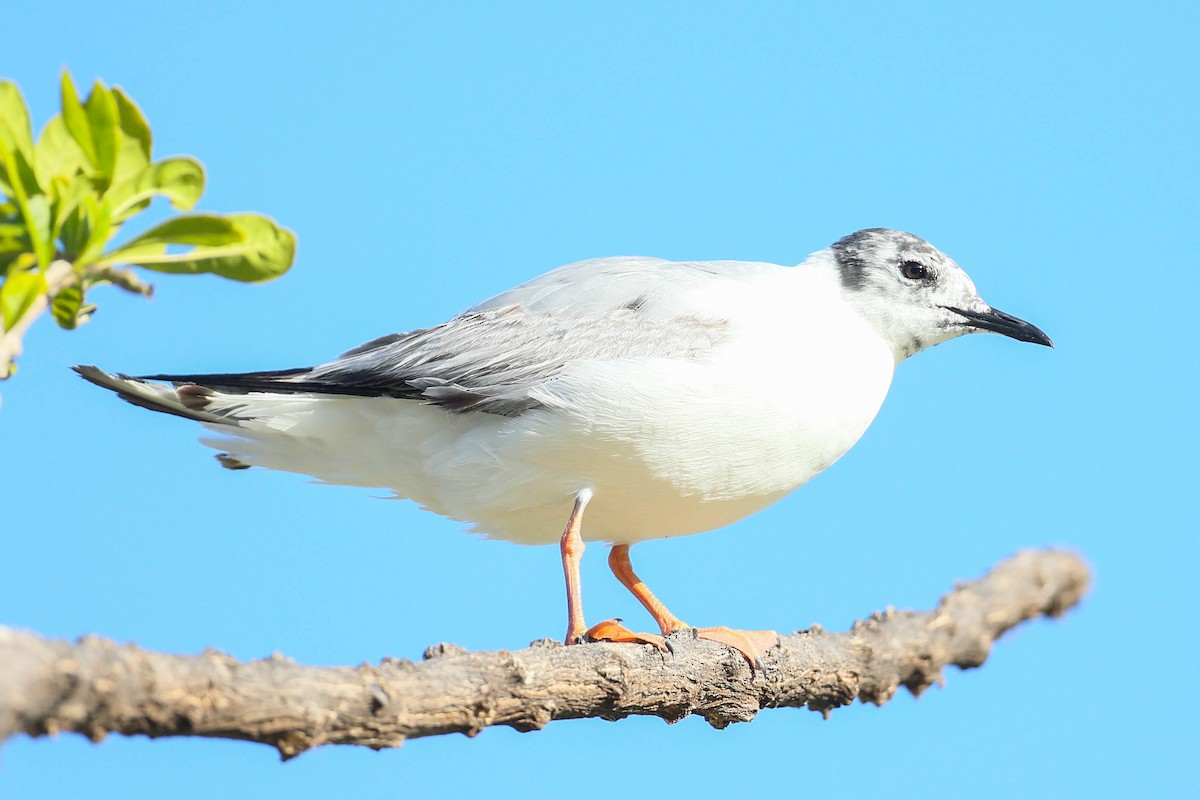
[628,328,893,501]
[518,285,896,542]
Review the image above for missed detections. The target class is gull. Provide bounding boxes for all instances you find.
[75,228,1052,667]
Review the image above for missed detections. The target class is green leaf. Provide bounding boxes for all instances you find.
[24,194,52,255]
[213,214,296,281]
[111,128,149,188]
[47,173,98,247]
[73,192,113,267]
[109,213,242,253]
[0,251,38,284]
[0,133,42,200]
[4,252,38,272]
[97,239,166,264]
[0,266,46,331]
[35,117,89,188]
[0,222,27,256]
[103,213,296,282]
[50,282,87,329]
[0,81,35,163]
[60,70,96,167]
[0,80,35,203]
[85,80,118,187]
[0,144,52,269]
[108,93,151,193]
[113,87,152,161]
[56,181,94,258]
[108,157,205,222]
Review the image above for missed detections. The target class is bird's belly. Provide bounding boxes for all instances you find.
[482,342,895,545]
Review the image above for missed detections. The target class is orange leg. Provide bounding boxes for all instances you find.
[560,490,591,645]
[607,544,779,669]
[560,491,666,650]
[607,544,687,632]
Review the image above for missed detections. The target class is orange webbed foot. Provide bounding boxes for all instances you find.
[585,618,668,651]
[687,626,780,670]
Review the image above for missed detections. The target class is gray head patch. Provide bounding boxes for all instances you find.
[824,228,993,360]
[832,228,943,291]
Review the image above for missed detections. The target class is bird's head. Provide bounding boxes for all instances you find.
[829,228,1053,361]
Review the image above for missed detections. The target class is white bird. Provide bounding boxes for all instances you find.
[75,228,1052,666]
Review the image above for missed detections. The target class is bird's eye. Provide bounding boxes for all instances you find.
[900,261,930,281]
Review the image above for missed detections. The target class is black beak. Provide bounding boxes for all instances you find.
[945,306,1054,347]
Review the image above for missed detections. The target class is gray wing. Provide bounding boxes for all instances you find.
[139,257,767,416]
[305,257,744,414]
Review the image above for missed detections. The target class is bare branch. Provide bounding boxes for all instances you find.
[0,549,1088,758]
[90,265,155,297]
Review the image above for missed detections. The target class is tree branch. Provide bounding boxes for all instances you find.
[0,549,1088,758]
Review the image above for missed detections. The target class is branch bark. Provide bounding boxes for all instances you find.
[0,549,1088,758]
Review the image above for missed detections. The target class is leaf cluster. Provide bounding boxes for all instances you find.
[0,71,295,378]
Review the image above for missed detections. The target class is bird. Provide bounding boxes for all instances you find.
[74,228,1052,667]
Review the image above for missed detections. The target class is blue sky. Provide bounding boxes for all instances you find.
[2,2,1196,797]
